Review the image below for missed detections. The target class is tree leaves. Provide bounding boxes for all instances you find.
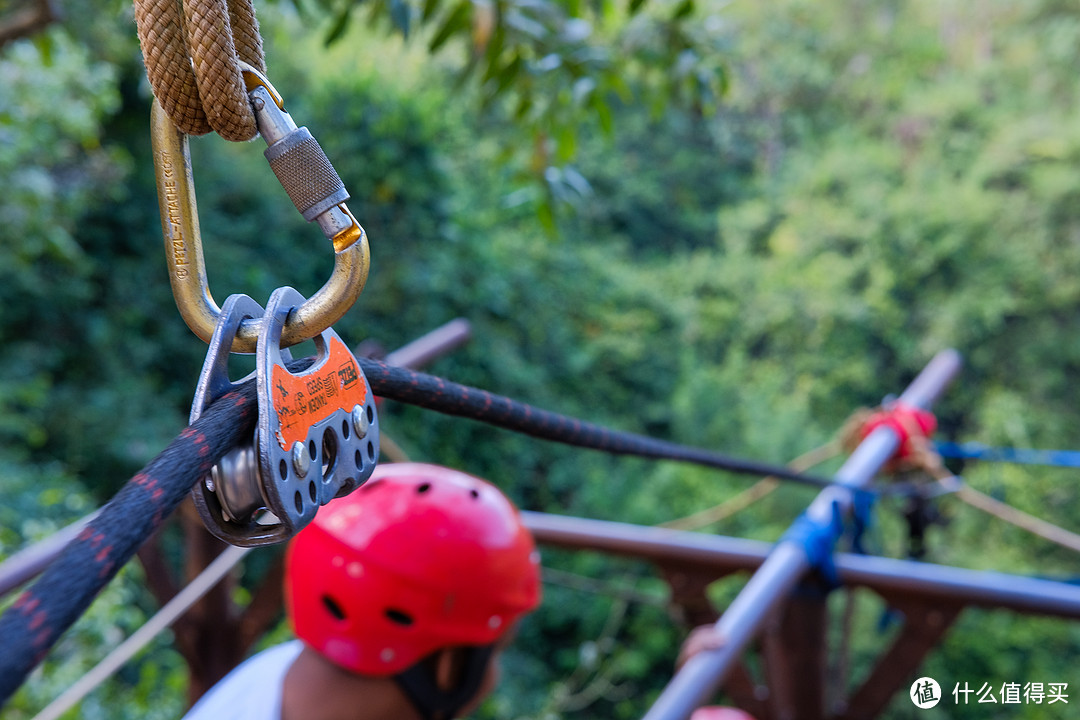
[428,0,470,51]
[295,0,730,229]
[390,0,411,36]
[323,3,353,44]
[669,0,692,21]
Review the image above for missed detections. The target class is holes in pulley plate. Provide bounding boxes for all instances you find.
[335,477,356,498]
[321,427,338,481]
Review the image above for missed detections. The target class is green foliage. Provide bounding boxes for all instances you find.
[277,0,729,226]
[5,1,1080,719]
[0,453,186,720]
[0,26,131,476]
[0,29,120,316]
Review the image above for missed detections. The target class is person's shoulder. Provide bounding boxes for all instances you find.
[237,640,306,672]
[181,640,304,720]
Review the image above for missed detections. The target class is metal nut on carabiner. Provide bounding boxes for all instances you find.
[149,73,370,353]
[240,63,364,254]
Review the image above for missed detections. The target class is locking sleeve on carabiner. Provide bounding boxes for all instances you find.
[241,64,363,253]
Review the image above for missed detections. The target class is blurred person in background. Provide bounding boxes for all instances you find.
[183,462,541,720]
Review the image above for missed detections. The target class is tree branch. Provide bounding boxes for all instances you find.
[135,525,180,609]
[237,553,285,655]
[0,0,60,49]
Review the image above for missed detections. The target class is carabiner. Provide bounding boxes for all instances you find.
[149,68,370,353]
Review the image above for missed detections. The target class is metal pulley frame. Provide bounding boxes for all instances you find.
[190,290,380,546]
[147,57,380,544]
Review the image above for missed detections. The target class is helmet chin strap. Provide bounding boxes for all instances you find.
[393,644,496,720]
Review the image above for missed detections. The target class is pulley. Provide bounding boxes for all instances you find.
[190,290,380,546]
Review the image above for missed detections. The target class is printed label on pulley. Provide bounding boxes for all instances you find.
[271,337,368,450]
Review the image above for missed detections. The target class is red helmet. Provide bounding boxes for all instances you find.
[691,708,757,720]
[286,463,541,675]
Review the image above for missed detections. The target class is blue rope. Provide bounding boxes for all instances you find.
[781,501,844,588]
[781,488,878,589]
[935,441,1080,468]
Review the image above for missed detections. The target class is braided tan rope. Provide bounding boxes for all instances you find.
[134,0,266,141]
[134,0,210,135]
[228,0,266,72]
[955,483,1080,555]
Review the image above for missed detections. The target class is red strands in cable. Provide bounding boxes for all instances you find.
[0,354,836,707]
[0,379,261,704]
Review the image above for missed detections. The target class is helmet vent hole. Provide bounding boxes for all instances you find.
[384,608,414,626]
[416,483,431,494]
[322,595,347,621]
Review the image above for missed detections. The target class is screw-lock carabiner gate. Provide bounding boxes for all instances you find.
[150,66,370,353]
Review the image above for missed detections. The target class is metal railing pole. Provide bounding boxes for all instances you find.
[382,318,471,369]
[641,349,962,720]
[522,511,1080,618]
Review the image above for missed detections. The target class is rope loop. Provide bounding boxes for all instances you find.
[134,0,267,141]
[781,490,878,590]
[842,402,940,475]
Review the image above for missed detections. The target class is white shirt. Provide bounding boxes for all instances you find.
[182,640,304,720]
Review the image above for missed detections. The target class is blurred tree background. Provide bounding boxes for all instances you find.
[2,0,1080,718]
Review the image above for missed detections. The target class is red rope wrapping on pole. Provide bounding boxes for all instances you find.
[843,402,939,474]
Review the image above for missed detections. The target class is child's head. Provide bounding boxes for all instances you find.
[285,462,541,718]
